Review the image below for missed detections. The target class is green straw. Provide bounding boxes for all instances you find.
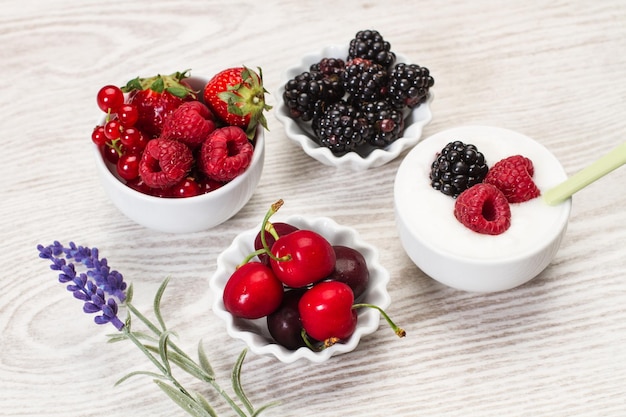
[543,141,626,206]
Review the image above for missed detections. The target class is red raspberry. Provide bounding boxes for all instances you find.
[161,101,217,149]
[198,126,254,182]
[454,183,511,235]
[484,155,540,203]
[138,138,193,189]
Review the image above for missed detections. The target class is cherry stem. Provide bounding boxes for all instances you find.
[300,329,324,352]
[352,303,406,338]
[238,248,267,267]
[258,199,291,263]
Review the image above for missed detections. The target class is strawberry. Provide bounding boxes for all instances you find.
[454,183,511,235]
[484,155,540,203]
[161,101,217,149]
[202,67,272,139]
[122,70,196,138]
[198,126,254,182]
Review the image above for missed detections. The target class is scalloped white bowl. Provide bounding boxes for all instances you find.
[274,44,433,171]
[209,214,391,363]
[394,125,572,292]
[92,77,265,234]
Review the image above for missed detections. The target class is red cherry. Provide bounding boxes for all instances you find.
[325,245,369,302]
[298,281,357,343]
[254,222,299,265]
[223,262,284,319]
[269,229,336,288]
[97,85,125,113]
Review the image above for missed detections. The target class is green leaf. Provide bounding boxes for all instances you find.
[158,330,176,376]
[195,393,219,417]
[251,401,281,417]
[150,76,165,93]
[197,340,215,379]
[126,283,134,303]
[145,344,214,383]
[154,380,215,417]
[115,370,167,386]
[231,349,254,414]
[154,277,170,331]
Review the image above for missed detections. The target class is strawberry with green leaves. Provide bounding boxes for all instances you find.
[203,66,272,139]
[122,70,196,138]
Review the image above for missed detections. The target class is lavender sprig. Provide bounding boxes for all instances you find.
[37,241,278,417]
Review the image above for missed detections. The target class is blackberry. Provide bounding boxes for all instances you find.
[312,100,370,154]
[347,29,396,69]
[360,100,405,147]
[310,57,346,77]
[388,63,434,110]
[341,59,389,105]
[430,141,489,198]
[282,71,343,122]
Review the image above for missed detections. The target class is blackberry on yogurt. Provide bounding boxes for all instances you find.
[430,141,489,198]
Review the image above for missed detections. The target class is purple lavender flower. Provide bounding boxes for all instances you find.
[37,241,126,330]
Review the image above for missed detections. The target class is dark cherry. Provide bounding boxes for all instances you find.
[254,222,299,265]
[267,288,309,350]
[325,245,369,301]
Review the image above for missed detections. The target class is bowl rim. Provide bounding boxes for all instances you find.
[394,124,572,265]
[209,214,391,363]
[274,43,433,170]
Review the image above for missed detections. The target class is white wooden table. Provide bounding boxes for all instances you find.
[1,1,625,416]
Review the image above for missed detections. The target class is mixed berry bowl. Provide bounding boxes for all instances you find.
[394,125,572,292]
[209,214,392,363]
[275,43,434,171]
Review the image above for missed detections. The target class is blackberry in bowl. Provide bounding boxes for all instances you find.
[275,30,434,171]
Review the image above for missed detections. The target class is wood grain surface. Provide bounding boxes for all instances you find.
[1,0,625,416]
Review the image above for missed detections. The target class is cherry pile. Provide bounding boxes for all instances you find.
[222,200,405,351]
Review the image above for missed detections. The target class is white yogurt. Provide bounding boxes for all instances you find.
[395,125,570,262]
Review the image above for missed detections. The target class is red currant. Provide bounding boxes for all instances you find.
[91,125,107,146]
[117,103,139,127]
[169,177,202,198]
[97,85,124,113]
[102,140,123,164]
[298,281,357,343]
[116,151,141,181]
[269,229,336,288]
[119,126,147,150]
[223,262,284,320]
[104,119,122,140]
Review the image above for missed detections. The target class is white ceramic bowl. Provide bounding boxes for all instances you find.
[274,44,433,171]
[394,125,572,292]
[93,76,265,234]
[209,214,391,363]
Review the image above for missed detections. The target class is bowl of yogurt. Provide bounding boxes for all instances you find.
[394,125,572,292]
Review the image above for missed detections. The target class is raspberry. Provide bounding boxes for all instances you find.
[198,126,254,182]
[160,101,216,149]
[484,155,540,203]
[454,183,511,235]
[139,138,194,189]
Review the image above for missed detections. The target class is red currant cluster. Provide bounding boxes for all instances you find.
[223,200,405,351]
[92,85,147,181]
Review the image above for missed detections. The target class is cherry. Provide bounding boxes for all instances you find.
[325,245,369,301]
[254,222,299,265]
[97,85,125,113]
[269,229,336,288]
[222,262,284,320]
[299,281,357,343]
[267,288,310,350]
